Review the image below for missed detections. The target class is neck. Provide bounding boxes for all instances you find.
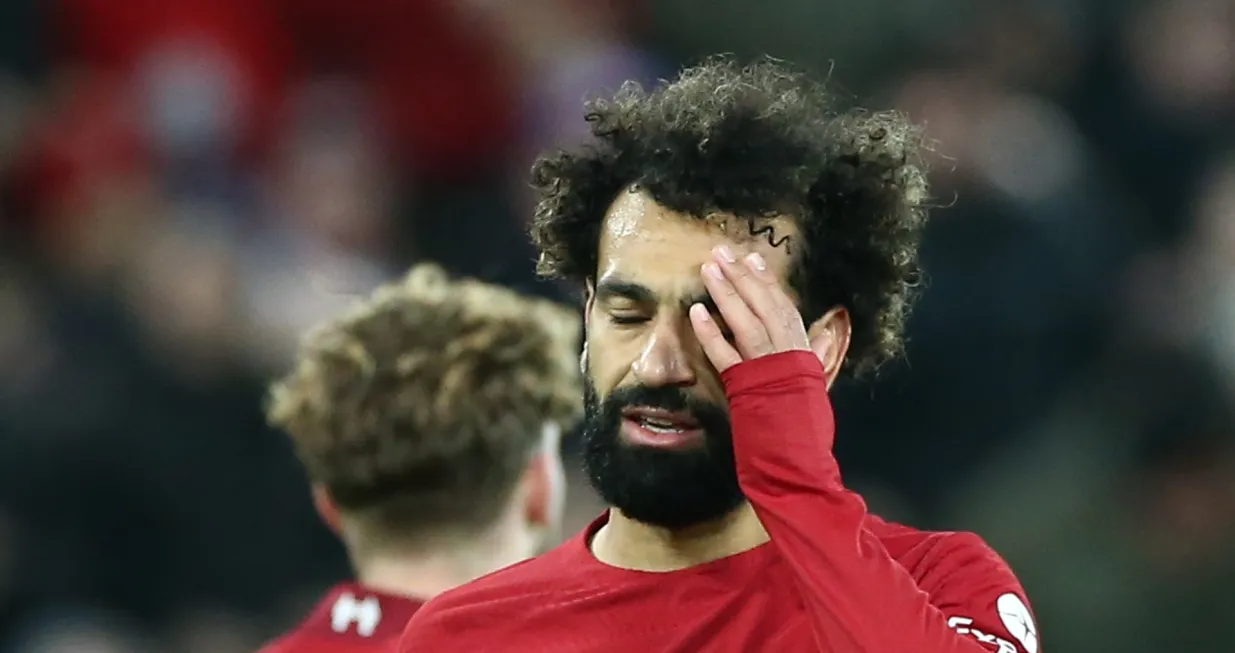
[353,553,471,597]
[590,503,769,572]
[349,518,536,600]
[353,553,480,600]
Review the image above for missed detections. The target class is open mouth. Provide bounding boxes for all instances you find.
[619,407,703,448]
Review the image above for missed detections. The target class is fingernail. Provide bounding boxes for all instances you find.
[715,245,736,263]
[746,252,766,271]
[703,263,724,280]
[690,303,712,321]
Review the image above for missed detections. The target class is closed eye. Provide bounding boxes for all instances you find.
[609,313,650,326]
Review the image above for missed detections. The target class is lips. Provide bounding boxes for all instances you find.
[620,407,701,432]
[618,406,704,450]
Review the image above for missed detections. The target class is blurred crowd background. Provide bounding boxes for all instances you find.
[0,0,1232,651]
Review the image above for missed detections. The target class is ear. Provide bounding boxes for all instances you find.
[805,307,851,389]
[581,280,595,374]
[521,423,566,530]
[311,485,343,536]
[583,278,596,327]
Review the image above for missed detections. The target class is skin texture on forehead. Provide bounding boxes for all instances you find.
[597,189,799,293]
[586,189,802,409]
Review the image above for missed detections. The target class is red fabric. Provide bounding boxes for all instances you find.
[259,582,425,653]
[52,0,519,178]
[10,76,147,224]
[398,352,1040,653]
[53,0,294,158]
[267,0,519,178]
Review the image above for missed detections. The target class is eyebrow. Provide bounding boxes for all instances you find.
[594,276,718,315]
[594,278,658,305]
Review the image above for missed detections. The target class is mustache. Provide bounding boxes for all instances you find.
[600,384,727,422]
[600,382,711,412]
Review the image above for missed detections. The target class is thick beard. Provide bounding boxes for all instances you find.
[580,377,745,529]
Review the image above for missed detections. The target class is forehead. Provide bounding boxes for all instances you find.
[597,189,799,296]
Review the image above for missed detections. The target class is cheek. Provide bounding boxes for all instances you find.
[694,370,729,409]
[584,326,637,394]
[676,337,730,407]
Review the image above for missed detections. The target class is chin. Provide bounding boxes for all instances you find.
[617,494,746,531]
[583,436,745,529]
[582,377,743,529]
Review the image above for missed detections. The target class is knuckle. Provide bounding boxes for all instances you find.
[753,302,778,321]
[743,332,772,354]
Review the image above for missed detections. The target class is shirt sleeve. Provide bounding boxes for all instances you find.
[721,351,1041,653]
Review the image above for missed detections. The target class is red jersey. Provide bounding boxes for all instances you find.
[260,582,424,653]
[398,352,1041,653]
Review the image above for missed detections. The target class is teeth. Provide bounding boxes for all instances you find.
[640,418,682,433]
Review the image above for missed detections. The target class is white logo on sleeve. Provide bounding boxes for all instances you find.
[331,592,382,637]
[947,616,1017,653]
[996,593,1038,653]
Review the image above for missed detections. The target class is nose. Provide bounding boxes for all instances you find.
[630,319,697,388]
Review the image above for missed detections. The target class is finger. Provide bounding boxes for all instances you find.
[689,302,743,372]
[701,261,773,359]
[714,247,809,351]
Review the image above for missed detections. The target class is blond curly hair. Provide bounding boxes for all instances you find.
[267,264,581,539]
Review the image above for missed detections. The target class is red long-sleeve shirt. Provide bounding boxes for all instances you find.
[259,582,424,653]
[398,351,1040,652]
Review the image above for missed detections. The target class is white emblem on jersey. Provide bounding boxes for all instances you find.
[996,593,1038,653]
[331,592,382,637]
[947,616,1018,653]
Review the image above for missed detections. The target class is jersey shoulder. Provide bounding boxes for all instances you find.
[867,515,1040,653]
[424,540,580,613]
[257,630,384,653]
[865,514,1025,595]
[260,582,425,653]
[258,635,388,653]
[398,541,588,649]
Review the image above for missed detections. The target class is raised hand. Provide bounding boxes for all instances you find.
[689,245,811,374]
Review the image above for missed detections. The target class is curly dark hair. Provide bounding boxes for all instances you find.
[531,56,931,377]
